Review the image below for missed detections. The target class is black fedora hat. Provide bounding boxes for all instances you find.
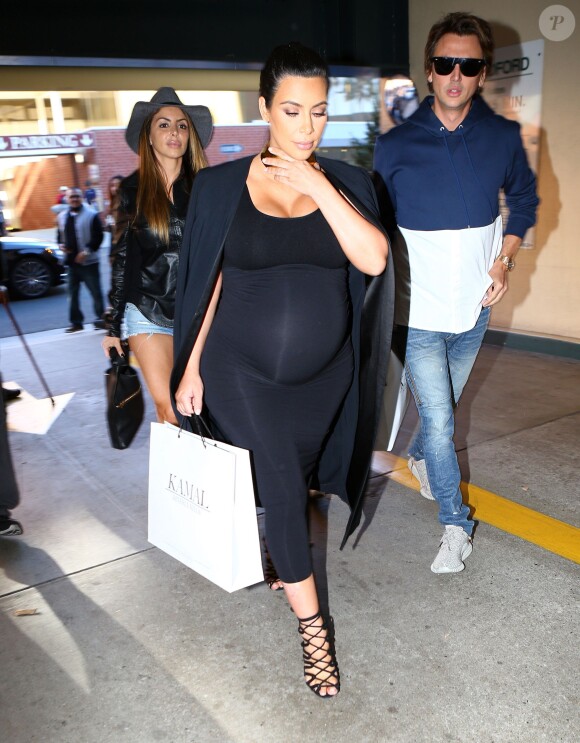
[125,87,213,153]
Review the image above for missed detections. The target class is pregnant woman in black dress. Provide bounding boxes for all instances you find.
[173,43,389,698]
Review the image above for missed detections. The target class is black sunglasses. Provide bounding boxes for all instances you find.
[430,57,486,77]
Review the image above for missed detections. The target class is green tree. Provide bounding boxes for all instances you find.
[349,103,381,171]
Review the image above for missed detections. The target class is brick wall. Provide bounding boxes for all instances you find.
[89,128,139,208]
[205,125,269,165]
[11,155,80,231]
[5,124,268,229]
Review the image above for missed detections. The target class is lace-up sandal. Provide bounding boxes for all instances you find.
[298,612,340,698]
[263,550,284,591]
[263,545,284,591]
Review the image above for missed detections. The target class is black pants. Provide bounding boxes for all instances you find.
[0,372,20,516]
[67,261,105,325]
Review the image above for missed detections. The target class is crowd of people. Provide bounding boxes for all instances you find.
[3,12,539,699]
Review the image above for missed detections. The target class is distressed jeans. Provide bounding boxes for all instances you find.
[404,306,490,535]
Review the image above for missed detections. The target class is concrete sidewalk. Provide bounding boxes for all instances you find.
[0,328,578,743]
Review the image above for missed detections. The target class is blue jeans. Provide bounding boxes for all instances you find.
[67,262,105,326]
[404,307,490,535]
[123,303,173,339]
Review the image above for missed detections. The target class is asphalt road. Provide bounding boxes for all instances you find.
[0,229,112,338]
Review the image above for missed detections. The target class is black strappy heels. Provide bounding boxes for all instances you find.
[263,548,284,591]
[265,566,284,591]
[297,611,340,698]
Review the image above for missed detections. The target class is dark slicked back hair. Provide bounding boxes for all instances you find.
[259,42,329,107]
[424,11,495,77]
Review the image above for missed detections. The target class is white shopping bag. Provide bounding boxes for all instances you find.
[375,350,411,452]
[148,421,264,592]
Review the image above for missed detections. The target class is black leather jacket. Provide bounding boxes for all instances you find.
[108,170,191,337]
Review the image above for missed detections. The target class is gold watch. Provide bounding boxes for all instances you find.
[497,254,515,271]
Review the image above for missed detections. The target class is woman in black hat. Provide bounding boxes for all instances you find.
[172,44,392,697]
[102,88,212,424]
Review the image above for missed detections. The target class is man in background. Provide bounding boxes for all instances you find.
[374,12,538,573]
[57,187,106,333]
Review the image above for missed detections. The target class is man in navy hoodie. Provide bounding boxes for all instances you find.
[374,12,538,573]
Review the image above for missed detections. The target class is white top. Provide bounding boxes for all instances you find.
[397,215,503,333]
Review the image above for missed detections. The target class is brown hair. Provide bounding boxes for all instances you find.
[107,174,123,219]
[424,12,494,77]
[136,111,207,244]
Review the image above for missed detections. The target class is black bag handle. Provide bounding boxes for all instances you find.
[108,345,129,368]
[178,413,213,448]
[108,346,141,409]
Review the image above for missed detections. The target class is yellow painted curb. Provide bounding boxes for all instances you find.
[379,453,580,565]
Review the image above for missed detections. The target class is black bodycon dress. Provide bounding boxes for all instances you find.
[200,186,354,583]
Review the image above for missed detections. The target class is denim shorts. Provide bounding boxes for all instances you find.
[122,303,173,339]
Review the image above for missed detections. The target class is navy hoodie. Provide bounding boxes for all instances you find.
[374,95,538,238]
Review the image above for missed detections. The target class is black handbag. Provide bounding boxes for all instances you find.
[105,346,144,449]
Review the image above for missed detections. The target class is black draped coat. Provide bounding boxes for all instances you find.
[170,155,394,546]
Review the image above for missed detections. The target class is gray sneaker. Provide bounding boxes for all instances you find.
[408,456,435,500]
[431,526,473,574]
[0,517,23,536]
